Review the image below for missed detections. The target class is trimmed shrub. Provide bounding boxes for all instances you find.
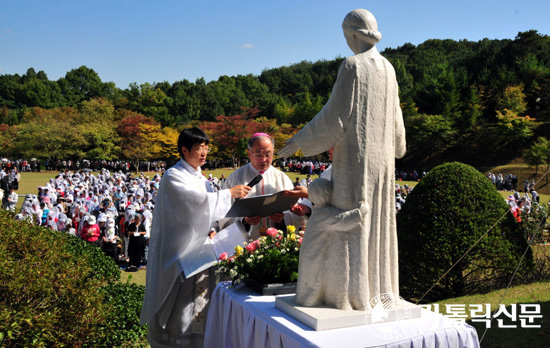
[397,162,533,302]
[0,210,147,347]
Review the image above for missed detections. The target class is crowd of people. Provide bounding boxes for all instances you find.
[1,158,41,173]
[485,172,543,223]
[486,172,521,191]
[1,157,171,174]
[0,166,21,211]
[11,168,160,271]
[277,158,331,176]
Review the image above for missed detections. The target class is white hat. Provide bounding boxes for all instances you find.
[87,215,96,225]
[97,213,107,223]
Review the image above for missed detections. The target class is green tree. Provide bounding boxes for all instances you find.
[458,86,483,131]
[58,66,107,106]
[494,85,535,145]
[523,137,550,181]
[0,124,18,157]
[397,162,533,302]
[13,107,86,160]
[406,113,456,160]
[272,96,294,124]
[125,82,174,126]
[495,108,535,142]
[0,74,22,109]
[169,79,202,125]
[77,98,120,160]
[496,85,528,114]
[290,92,323,125]
[19,69,64,108]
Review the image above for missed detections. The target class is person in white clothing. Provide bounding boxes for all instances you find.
[222,133,312,240]
[5,187,18,212]
[140,127,250,348]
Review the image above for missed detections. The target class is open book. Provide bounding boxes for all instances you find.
[183,222,248,279]
[225,191,299,218]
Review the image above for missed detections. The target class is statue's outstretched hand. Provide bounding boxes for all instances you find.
[277,138,299,158]
[358,201,369,218]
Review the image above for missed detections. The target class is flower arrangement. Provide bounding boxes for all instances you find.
[217,225,303,286]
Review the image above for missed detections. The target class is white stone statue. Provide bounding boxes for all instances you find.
[278,9,406,311]
[294,178,368,307]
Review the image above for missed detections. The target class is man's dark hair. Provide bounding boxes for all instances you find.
[177,127,210,158]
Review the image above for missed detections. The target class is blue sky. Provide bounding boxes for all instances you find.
[1,0,549,89]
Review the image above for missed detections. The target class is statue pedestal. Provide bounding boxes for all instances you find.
[275,294,422,331]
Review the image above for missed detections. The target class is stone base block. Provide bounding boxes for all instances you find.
[275,294,422,331]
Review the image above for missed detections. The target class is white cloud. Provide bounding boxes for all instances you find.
[239,43,254,49]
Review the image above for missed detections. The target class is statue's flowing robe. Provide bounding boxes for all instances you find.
[295,178,365,307]
[291,48,406,310]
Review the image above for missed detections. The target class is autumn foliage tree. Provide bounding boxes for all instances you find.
[201,107,264,167]
[117,111,160,172]
[157,126,180,161]
[0,124,17,158]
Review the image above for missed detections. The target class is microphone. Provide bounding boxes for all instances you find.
[247,174,263,188]
[234,175,263,201]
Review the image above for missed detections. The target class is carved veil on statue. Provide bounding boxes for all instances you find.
[278,8,407,311]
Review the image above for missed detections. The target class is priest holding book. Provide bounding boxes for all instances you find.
[140,127,251,348]
[222,132,312,240]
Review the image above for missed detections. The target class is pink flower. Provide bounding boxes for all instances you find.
[298,237,303,246]
[245,242,257,253]
[218,252,228,261]
[266,227,278,237]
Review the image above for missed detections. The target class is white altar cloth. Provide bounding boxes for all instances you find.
[203,282,480,348]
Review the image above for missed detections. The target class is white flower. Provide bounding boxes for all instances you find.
[246,258,252,263]
[257,255,263,260]
[281,249,287,255]
[229,269,238,278]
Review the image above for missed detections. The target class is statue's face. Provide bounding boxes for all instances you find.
[343,29,360,55]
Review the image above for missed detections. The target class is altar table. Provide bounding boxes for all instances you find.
[204,282,480,348]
